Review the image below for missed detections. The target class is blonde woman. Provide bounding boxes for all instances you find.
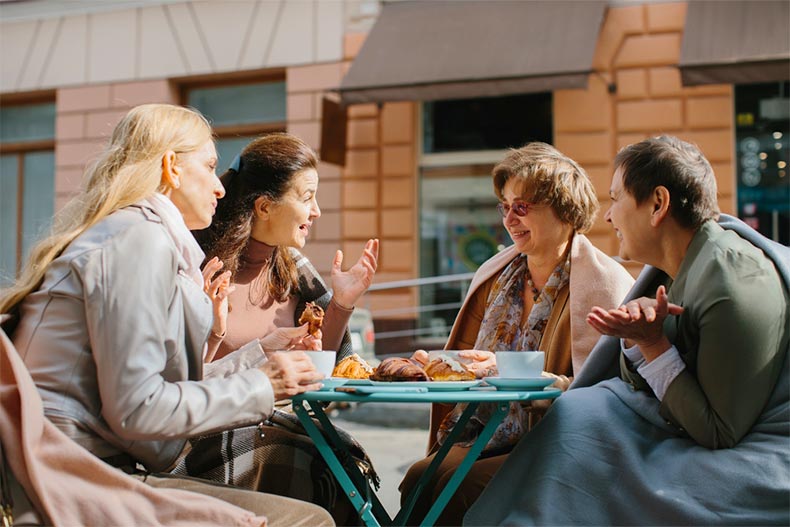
[1,104,332,526]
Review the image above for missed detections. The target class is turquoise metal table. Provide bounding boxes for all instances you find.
[292,385,561,527]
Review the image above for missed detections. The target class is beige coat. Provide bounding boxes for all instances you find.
[11,205,274,472]
[0,316,266,527]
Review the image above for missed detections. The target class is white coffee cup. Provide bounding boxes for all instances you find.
[303,350,336,379]
[495,351,544,378]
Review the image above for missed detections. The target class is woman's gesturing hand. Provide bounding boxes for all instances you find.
[586,285,684,362]
[202,256,234,337]
[331,238,379,309]
[260,350,323,399]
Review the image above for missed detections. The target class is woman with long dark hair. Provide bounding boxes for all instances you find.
[188,132,379,525]
[194,133,378,364]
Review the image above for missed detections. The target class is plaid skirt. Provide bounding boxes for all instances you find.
[170,410,377,526]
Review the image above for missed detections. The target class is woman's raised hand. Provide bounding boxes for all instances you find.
[586,285,683,362]
[202,256,234,337]
[331,238,379,309]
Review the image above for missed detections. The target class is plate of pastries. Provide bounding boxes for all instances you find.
[331,352,481,391]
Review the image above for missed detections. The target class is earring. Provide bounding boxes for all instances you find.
[172,178,180,189]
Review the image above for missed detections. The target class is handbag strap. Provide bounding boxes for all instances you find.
[0,441,14,527]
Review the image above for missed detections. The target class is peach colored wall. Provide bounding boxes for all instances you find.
[343,1,739,325]
[337,33,420,318]
[45,2,740,335]
[54,80,178,210]
[555,1,734,274]
[285,62,347,278]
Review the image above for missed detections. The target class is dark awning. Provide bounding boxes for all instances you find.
[679,0,790,86]
[337,0,608,105]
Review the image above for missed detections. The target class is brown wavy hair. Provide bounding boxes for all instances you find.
[492,142,599,233]
[193,132,318,302]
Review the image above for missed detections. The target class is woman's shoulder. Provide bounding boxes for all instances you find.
[64,206,176,268]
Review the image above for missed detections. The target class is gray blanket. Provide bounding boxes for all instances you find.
[465,215,790,526]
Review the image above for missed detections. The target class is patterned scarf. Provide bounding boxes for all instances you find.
[437,253,570,454]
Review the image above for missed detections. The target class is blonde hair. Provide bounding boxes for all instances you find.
[492,142,599,233]
[0,103,212,315]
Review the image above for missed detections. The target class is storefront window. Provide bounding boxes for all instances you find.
[0,101,55,285]
[418,93,553,339]
[735,82,789,245]
[185,79,286,172]
[423,93,552,153]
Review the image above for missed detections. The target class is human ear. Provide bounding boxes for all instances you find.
[161,150,181,192]
[253,195,272,220]
[650,186,671,226]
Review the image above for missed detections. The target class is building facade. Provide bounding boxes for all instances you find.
[1,0,788,353]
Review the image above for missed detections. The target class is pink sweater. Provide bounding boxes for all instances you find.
[209,239,352,360]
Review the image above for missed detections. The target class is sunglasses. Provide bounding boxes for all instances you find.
[496,201,535,218]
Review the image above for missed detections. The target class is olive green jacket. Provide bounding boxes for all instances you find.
[620,220,788,448]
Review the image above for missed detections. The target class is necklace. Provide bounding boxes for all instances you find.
[524,265,541,302]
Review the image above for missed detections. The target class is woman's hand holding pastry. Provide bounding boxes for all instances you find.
[260,351,323,399]
[410,349,429,366]
[540,371,571,391]
[302,330,322,351]
[586,285,683,362]
[458,350,497,378]
[331,238,379,308]
[258,324,312,355]
[202,256,234,337]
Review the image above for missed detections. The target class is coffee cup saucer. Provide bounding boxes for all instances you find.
[483,376,554,391]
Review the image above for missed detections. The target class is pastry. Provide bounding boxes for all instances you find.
[370,357,429,382]
[332,353,374,379]
[424,354,476,381]
[298,301,324,338]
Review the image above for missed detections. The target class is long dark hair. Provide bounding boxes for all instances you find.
[193,132,318,302]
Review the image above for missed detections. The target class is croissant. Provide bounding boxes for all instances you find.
[332,353,374,379]
[424,355,476,381]
[298,302,324,338]
[370,357,430,382]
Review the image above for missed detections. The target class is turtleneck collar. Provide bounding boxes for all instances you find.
[242,237,277,265]
[235,237,277,284]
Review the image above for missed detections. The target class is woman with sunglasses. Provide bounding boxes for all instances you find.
[400,142,635,526]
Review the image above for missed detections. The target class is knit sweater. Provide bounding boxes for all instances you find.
[209,239,353,361]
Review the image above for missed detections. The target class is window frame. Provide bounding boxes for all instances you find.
[0,92,56,273]
[178,71,288,142]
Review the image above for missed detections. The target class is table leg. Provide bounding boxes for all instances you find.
[420,401,510,527]
[292,399,388,527]
[306,401,391,522]
[394,402,481,526]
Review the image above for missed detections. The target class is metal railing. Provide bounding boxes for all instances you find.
[364,273,475,342]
